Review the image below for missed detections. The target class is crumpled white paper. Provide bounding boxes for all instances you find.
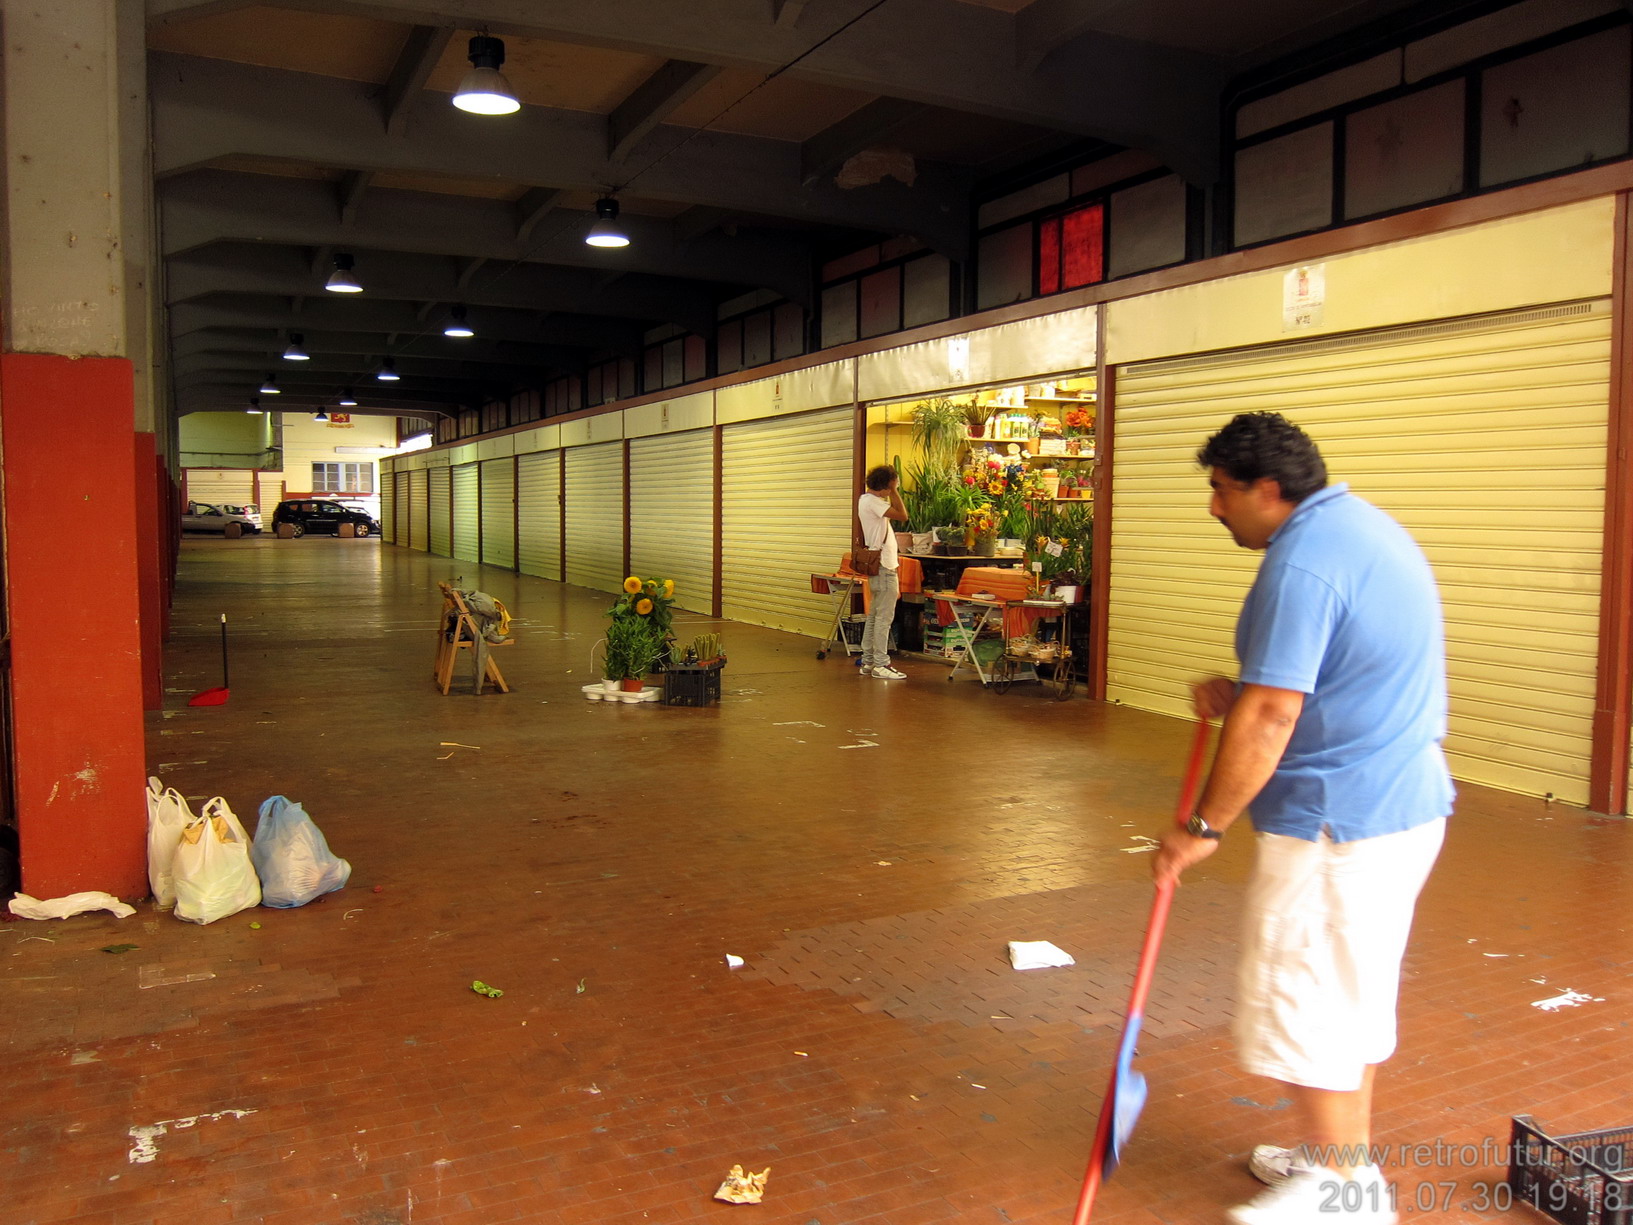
[1007,940,1075,970]
[8,891,136,920]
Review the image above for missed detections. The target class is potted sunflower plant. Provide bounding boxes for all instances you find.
[604,575,677,692]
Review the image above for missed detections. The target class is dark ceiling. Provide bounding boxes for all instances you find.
[149,0,1436,420]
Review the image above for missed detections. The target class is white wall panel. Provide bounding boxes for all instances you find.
[428,466,451,557]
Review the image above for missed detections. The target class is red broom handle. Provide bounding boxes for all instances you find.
[1071,719,1211,1225]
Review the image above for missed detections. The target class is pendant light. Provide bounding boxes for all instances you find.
[443,305,475,338]
[338,388,358,407]
[245,395,262,415]
[282,332,310,360]
[259,373,281,394]
[326,253,362,293]
[585,197,630,248]
[314,411,330,423]
[376,357,400,382]
[452,35,520,115]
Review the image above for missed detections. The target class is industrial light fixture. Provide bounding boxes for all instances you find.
[585,197,630,248]
[325,253,362,293]
[452,35,520,115]
[245,395,262,415]
[282,332,310,360]
[259,373,281,394]
[338,388,358,407]
[443,305,475,338]
[314,411,330,423]
[376,357,401,382]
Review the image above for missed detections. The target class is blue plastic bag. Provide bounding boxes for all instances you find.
[251,795,352,908]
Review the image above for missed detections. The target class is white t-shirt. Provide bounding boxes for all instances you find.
[857,491,898,571]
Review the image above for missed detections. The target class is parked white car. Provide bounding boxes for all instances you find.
[182,501,262,535]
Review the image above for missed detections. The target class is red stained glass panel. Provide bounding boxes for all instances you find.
[1062,203,1104,288]
[1038,217,1061,295]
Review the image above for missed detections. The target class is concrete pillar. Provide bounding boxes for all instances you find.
[1,0,153,897]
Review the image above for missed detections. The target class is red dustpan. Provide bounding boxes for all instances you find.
[188,614,230,706]
[1071,718,1212,1224]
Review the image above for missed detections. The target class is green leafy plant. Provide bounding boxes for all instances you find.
[899,458,962,533]
[690,632,722,663]
[604,614,661,681]
[910,398,966,471]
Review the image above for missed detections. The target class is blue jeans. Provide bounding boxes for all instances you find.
[861,569,899,669]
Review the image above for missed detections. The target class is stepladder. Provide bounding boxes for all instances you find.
[433,582,513,695]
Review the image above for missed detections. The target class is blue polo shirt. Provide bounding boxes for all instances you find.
[1236,483,1454,841]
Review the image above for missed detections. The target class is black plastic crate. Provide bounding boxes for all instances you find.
[1510,1115,1633,1225]
[662,661,724,707]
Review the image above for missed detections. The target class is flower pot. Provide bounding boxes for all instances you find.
[974,534,997,557]
[601,678,621,694]
[1055,585,1080,603]
[620,677,645,692]
[944,543,970,556]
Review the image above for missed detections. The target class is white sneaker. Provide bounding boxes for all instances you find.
[1248,1144,1295,1186]
[1227,1165,1395,1225]
[871,665,907,679]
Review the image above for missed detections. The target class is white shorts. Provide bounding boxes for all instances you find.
[1234,818,1446,1092]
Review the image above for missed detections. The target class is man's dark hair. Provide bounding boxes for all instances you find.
[1197,412,1328,503]
[865,464,896,492]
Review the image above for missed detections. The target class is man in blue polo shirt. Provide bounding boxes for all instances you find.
[1154,412,1453,1225]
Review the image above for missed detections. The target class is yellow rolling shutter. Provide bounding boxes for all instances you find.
[629,429,714,613]
[564,442,625,594]
[380,471,396,543]
[408,469,428,551]
[517,451,561,580]
[452,463,480,562]
[1109,301,1611,805]
[394,471,410,546]
[428,466,451,557]
[721,406,854,637]
[480,458,515,570]
[185,469,256,508]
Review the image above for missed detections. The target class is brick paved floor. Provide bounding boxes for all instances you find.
[3,537,1631,1224]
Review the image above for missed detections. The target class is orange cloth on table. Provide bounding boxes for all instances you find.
[935,566,1051,638]
[839,553,922,613]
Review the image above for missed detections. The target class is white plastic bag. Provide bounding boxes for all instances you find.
[146,776,194,910]
[251,795,351,908]
[9,891,136,920]
[172,798,261,924]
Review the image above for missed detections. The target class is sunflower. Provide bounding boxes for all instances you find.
[662,579,674,598]
[622,576,642,594]
[635,598,653,615]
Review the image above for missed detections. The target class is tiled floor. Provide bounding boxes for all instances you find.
[4,536,1631,1224]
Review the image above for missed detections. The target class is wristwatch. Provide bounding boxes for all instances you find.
[1185,813,1223,840]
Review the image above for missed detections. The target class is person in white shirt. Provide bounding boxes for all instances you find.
[857,465,908,679]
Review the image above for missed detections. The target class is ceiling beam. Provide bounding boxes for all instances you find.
[174,329,587,368]
[160,170,815,306]
[165,243,723,335]
[514,188,567,243]
[337,170,373,225]
[168,296,645,353]
[150,53,973,256]
[145,0,1223,181]
[608,60,723,161]
[382,25,453,137]
[800,97,929,186]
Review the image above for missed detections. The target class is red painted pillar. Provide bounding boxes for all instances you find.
[2,354,148,897]
[134,432,163,710]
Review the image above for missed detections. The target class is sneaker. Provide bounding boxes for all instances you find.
[1227,1165,1395,1225]
[871,665,907,679]
[1248,1145,1295,1186]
